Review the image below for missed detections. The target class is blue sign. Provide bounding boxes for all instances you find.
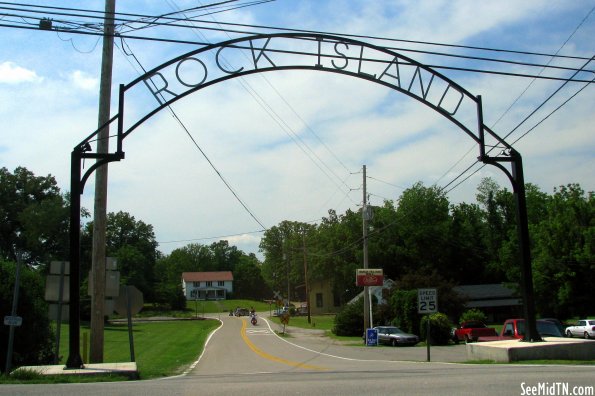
[366,328,378,346]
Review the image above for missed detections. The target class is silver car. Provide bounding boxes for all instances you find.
[565,319,595,339]
[374,326,419,346]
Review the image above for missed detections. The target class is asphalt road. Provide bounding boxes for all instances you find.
[2,315,594,395]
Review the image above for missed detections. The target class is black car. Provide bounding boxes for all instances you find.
[234,308,250,316]
[374,326,419,346]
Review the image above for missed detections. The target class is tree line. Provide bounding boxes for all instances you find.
[259,180,593,320]
[1,166,593,368]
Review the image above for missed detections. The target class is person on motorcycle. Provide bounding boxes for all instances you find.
[250,307,257,325]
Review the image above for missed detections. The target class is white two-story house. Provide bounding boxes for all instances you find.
[182,271,234,300]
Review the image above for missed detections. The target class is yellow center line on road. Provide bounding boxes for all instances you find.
[240,319,328,371]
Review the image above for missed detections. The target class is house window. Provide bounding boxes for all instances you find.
[190,290,197,298]
[316,293,323,308]
[206,281,212,287]
[218,281,225,287]
[193,281,200,287]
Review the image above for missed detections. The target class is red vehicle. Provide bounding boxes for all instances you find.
[451,321,497,343]
[478,318,565,342]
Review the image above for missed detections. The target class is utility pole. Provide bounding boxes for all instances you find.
[302,232,311,324]
[362,165,370,331]
[90,0,116,363]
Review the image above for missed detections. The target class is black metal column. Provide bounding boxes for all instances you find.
[510,150,541,342]
[66,151,84,368]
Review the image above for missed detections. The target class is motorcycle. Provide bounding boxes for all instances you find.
[250,314,257,326]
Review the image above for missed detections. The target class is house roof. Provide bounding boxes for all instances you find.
[182,271,233,282]
[454,284,518,300]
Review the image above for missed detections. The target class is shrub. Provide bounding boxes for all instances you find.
[389,290,419,334]
[459,308,487,324]
[333,297,364,336]
[420,312,452,345]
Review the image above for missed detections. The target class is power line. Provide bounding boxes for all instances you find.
[118,36,268,231]
[157,228,265,244]
[2,20,594,84]
[438,6,595,192]
[1,2,593,67]
[163,0,357,207]
[443,68,595,194]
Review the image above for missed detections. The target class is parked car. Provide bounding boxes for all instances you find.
[541,318,567,336]
[374,326,419,347]
[451,321,498,343]
[565,319,595,339]
[478,318,565,341]
[234,308,250,316]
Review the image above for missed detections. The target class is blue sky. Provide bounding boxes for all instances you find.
[1,0,593,258]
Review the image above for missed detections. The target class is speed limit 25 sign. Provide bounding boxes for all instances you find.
[418,288,438,314]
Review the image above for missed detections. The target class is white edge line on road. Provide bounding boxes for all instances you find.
[262,317,463,366]
[160,318,224,380]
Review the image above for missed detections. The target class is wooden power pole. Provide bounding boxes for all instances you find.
[362,165,370,331]
[90,0,116,363]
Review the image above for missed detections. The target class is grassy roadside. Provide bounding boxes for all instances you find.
[1,319,220,384]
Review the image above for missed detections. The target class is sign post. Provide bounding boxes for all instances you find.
[418,288,438,362]
[114,285,143,362]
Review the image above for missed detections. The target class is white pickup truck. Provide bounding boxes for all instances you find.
[565,319,595,339]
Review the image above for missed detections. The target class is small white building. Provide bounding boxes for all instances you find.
[182,271,234,300]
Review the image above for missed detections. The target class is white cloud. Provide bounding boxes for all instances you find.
[0,61,42,84]
[69,70,98,91]
[2,1,594,259]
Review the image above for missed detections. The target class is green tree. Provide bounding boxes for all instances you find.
[310,209,361,305]
[476,177,517,282]
[233,254,271,299]
[260,221,312,302]
[532,184,594,318]
[82,211,158,302]
[0,167,71,266]
[394,182,451,277]
[449,202,491,284]
[0,259,55,372]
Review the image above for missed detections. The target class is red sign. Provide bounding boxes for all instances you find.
[356,269,384,286]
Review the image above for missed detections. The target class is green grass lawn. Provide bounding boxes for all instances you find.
[57,319,220,379]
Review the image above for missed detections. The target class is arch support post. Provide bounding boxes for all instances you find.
[510,150,541,342]
[66,144,124,369]
[66,150,84,369]
[483,149,541,342]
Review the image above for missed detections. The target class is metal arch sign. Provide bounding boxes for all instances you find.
[118,33,489,147]
[68,31,541,368]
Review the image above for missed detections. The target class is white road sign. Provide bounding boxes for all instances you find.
[418,288,438,314]
[4,315,22,327]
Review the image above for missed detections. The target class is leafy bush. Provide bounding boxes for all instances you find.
[459,308,487,324]
[333,297,364,336]
[420,312,452,345]
[389,290,419,334]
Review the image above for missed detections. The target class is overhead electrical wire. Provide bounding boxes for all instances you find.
[1,18,593,84]
[164,0,359,212]
[1,1,593,76]
[437,6,594,193]
[2,1,593,246]
[117,35,269,231]
[1,1,591,63]
[442,57,595,194]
